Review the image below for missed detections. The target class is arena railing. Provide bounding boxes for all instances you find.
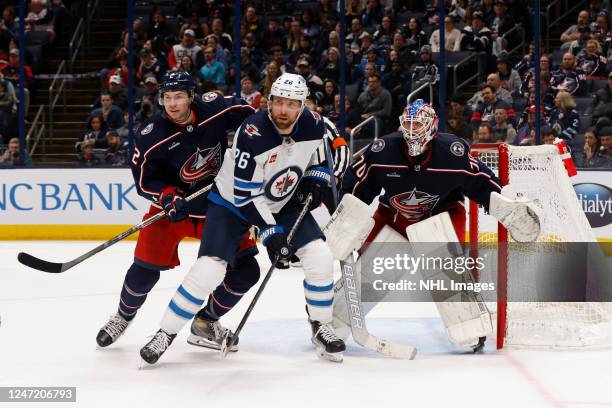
[545,0,588,51]
[350,115,378,159]
[407,78,436,105]
[26,105,47,157]
[453,53,480,94]
[502,23,526,57]
[85,0,100,50]
[69,17,85,75]
[48,60,67,139]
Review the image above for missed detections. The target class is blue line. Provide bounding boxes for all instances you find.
[303,281,334,292]
[177,285,205,305]
[169,300,194,319]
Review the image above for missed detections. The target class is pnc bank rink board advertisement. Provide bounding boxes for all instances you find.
[0,168,150,238]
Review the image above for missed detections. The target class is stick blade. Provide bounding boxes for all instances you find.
[17,252,65,273]
[219,334,232,358]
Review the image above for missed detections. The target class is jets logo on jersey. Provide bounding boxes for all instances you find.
[180,143,222,183]
[264,166,303,201]
[390,188,440,221]
[245,123,261,138]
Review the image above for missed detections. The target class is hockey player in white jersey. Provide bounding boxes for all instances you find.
[140,73,346,364]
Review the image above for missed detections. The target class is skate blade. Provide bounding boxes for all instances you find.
[187,334,238,352]
[315,346,343,363]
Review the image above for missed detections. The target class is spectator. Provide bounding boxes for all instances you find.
[105,75,128,111]
[346,18,364,49]
[116,111,136,142]
[410,45,439,92]
[132,18,147,50]
[496,53,522,95]
[103,130,128,166]
[285,19,302,53]
[211,18,233,50]
[237,47,261,83]
[148,11,171,41]
[391,32,415,69]
[244,5,262,37]
[77,143,102,167]
[135,95,157,123]
[516,105,540,146]
[591,126,612,167]
[142,75,160,104]
[199,46,226,90]
[521,54,551,96]
[168,29,203,70]
[460,11,492,53]
[92,93,124,130]
[361,0,384,29]
[470,84,515,128]
[258,94,269,112]
[548,91,580,142]
[0,137,31,165]
[26,0,55,44]
[296,59,324,100]
[490,0,518,54]
[0,79,14,138]
[177,55,199,79]
[514,42,536,77]
[0,6,17,36]
[447,114,473,143]
[576,39,608,77]
[137,50,166,84]
[240,77,261,109]
[430,16,462,52]
[300,8,320,38]
[550,52,586,96]
[383,59,410,112]
[327,94,361,135]
[2,49,33,89]
[486,72,513,104]
[291,34,318,67]
[573,127,601,167]
[261,60,281,96]
[316,78,334,110]
[450,93,472,123]
[357,73,392,130]
[78,113,107,153]
[542,126,556,144]
[357,45,385,76]
[476,123,496,143]
[242,32,263,68]
[403,18,428,51]
[346,0,364,23]
[106,51,133,89]
[318,46,347,84]
[373,15,396,46]
[357,62,377,93]
[261,17,284,51]
[587,70,612,123]
[560,10,591,51]
[492,107,517,143]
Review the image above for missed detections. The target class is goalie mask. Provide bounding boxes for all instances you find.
[399,99,439,156]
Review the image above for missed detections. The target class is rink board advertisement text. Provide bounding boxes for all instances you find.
[0,168,150,239]
[0,168,611,240]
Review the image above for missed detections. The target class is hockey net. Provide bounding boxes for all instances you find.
[468,143,612,349]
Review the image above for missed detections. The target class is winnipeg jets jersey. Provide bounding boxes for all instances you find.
[131,92,255,217]
[213,108,327,229]
[341,133,503,223]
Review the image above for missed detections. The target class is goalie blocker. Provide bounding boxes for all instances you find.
[326,193,542,352]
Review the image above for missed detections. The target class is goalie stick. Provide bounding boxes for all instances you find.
[17,184,213,274]
[323,141,416,359]
[220,194,313,357]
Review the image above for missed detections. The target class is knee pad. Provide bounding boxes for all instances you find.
[125,263,160,293]
[225,254,260,293]
[183,256,227,295]
[296,239,334,283]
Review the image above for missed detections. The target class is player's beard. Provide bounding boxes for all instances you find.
[271,109,299,132]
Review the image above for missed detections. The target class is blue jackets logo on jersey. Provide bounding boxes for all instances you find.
[264,166,303,201]
[180,143,222,183]
[390,188,440,221]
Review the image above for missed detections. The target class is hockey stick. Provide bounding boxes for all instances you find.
[324,143,416,359]
[17,184,213,273]
[220,194,313,357]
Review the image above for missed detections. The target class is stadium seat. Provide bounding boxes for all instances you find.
[571,132,585,152]
[25,31,50,46]
[578,115,592,134]
[590,79,608,93]
[346,83,359,102]
[156,5,176,17]
[134,4,154,16]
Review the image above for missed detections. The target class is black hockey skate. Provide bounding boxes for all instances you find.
[472,336,486,353]
[96,313,131,347]
[140,329,176,365]
[309,319,346,363]
[187,316,238,352]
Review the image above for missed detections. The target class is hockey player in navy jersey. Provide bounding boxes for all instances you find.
[96,71,259,351]
[140,73,347,364]
[335,99,542,351]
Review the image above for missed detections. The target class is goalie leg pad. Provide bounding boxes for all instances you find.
[436,301,493,348]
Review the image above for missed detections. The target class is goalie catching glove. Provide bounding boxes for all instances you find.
[489,187,543,242]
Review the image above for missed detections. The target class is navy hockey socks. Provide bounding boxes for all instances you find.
[118,263,161,321]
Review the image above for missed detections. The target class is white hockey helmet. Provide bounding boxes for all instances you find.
[399,99,439,156]
[269,73,309,107]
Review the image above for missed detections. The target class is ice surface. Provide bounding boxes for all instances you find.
[1,241,611,408]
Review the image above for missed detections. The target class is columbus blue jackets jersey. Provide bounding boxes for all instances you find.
[212,108,327,229]
[131,92,255,217]
[341,133,503,223]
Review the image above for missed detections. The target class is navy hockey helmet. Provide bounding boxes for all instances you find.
[160,71,196,98]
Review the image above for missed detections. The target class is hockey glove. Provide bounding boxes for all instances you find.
[259,225,293,269]
[160,186,189,223]
[296,166,332,211]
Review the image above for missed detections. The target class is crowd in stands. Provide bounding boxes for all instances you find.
[37,0,612,169]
